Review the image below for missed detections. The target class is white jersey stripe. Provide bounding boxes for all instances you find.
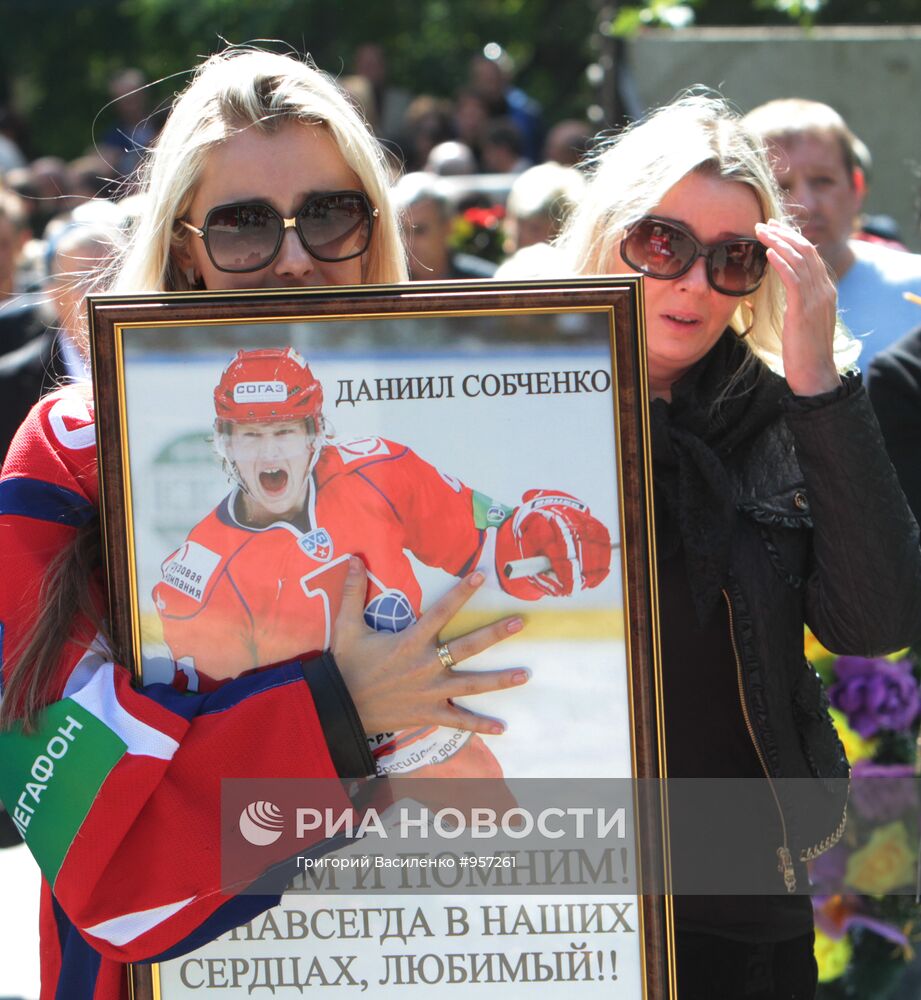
[61,641,108,700]
[84,895,196,946]
[68,661,180,761]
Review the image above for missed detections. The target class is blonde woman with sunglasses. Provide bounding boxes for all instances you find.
[0,49,542,1000]
[557,94,921,999]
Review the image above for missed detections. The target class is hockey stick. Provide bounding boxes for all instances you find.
[503,542,621,580]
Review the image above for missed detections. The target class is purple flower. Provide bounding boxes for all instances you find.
[850,762,919,823]
[812,895,910,947]
[829,657,920,738]
[809,841,848,891]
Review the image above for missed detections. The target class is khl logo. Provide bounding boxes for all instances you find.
[298,528,333,562]
[239,800,284,846]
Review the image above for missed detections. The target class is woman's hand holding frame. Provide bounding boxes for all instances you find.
[332,557,528,737]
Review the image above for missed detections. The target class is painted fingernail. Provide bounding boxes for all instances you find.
[506,617,524,634]
[512,669,530,685]
[469,571,485,587]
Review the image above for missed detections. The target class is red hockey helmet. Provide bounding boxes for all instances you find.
[213,348,323,426]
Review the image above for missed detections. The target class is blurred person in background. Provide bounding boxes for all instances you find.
[4,157,77,237]
[0,189,30,302]
[480,117,530,174]
[45,217,121,365]
[452,88,490,168]
[0,190,46,361]
[0,213,120,464]
[69,151,120,203]
[847,135,907,251]
[3,166,41,230]
[543,118,592,167]
[400,95,455,172]
[494,161,583,279]
[394,171,496,280]
[503,161,584,253]
[0,107,27,174]
[424,139,477,176]
[468,46,543,163]
[339,74,379,133]
[351,43,410,149]
[745,98,921,363]
[99,67,161,180]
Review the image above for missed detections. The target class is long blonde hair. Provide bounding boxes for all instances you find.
[115,47,407,292]
[557,93,856,374]
[1,48,407,731]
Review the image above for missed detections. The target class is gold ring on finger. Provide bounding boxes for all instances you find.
[436,642,456,670]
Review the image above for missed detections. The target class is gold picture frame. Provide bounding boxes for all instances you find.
[89,277,673,999]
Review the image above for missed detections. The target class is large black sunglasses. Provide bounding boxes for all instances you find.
[621,215,768,297]
[180,190,378,273]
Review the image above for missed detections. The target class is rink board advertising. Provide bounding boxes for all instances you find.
[89,278,674,1000]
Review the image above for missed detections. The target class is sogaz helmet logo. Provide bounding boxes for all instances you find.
[239,801,284,846]
[233,381,287,403]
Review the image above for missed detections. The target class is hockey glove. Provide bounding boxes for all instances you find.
[496,489,612,599]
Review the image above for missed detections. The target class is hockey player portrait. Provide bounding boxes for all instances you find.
[153,345,613,777]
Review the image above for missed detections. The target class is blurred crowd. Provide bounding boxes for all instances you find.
[4,38,921,1000]
[0,44,601,474]
[3,41,921,472]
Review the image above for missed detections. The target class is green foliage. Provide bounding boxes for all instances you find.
[752,0,824,27]
[0,0,596,161]
[608,0,822,34]
[873,728,918,765]
[6,0,921,161]
[609,0,921,31]
[843,927,912,999]
[610,0,697,37]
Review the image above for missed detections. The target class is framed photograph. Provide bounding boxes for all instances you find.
[89,277,672,999]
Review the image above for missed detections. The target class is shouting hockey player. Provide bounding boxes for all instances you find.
[154,347,611,776]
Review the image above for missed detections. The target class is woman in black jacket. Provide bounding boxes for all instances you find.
[557,95,921,999]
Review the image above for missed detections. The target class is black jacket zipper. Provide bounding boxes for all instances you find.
[722,588,797,893]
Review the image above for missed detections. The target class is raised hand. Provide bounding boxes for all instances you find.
[755,218,841,397]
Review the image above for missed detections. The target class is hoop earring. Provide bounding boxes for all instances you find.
[734,300,755,338]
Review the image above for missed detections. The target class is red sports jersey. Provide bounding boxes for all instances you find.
[0,389,602,998]
[154,435,510,775]
[0,388,374,1000]
[155,435,489,674]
